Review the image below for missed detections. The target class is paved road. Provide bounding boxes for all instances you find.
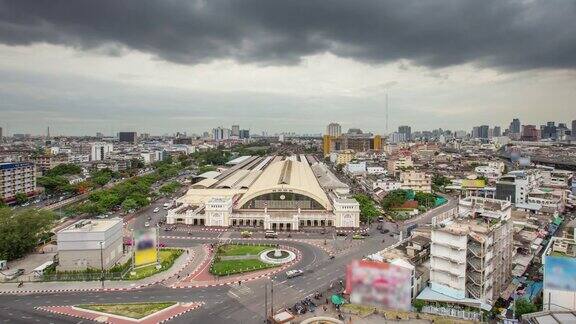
[0,226,398,323]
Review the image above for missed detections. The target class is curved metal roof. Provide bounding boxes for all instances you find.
[236,159,332,210]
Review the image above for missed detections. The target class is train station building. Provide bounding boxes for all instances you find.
[167,155,360,230]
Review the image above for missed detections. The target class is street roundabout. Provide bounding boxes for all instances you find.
[260,248,297,265]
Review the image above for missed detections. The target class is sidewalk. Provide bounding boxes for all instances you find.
[0,247,196,295]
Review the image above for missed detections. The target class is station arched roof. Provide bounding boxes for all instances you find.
[236,159,332,210]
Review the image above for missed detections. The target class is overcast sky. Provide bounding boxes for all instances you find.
[1,0,575,136]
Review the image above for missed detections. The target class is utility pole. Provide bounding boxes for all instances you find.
[99,241,104,288]
[264,282,268,323]
[270,279,274,317]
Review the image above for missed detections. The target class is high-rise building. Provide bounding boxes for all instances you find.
[0,126,3,141]
[398,125,412,141]
[541,122,557,140]
[428,196,513,307]
[239,129,250,139]
[521,125,539,141]
[118,132,137,143]
[231,125,240,137]
[471,126,480,139]
[90,142,114,161]
[326,123,342,137]
[572,120,576,138]
[478,125,489,139]
[492,126,501,137]
[0,162,37,203]
[508,118,521,134]
[212,127,231,141]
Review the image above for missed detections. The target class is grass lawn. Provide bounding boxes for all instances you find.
[128,249,183,280]
[217,244,272,256]
[211,258,275,276]
[77,302,176,319]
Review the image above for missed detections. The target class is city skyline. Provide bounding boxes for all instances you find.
[1,0,576,135]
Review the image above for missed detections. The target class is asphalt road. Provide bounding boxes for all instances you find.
[0,226,397,324]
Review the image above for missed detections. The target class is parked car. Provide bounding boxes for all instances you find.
[144,222,150,227]
[286,269,304,278]
[241,231,252,238]
[264,230,278,238]
[336,231,347,236]
[153,207,160,213]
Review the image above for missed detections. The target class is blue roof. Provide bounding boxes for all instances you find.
[416,287,492,311]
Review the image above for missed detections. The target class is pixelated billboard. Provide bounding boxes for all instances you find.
[544,255,576,292]
[134,228,158,266]
[347,260,412,310]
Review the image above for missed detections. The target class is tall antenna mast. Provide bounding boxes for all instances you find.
[386,93,389,135]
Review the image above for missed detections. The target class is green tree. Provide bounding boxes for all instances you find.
[0,208,55,260]
[353,194,380,222]
[381,190,409,210]
[0,198,7,208]
[14,192,29,205]
[515,298,538,318]
[121,198,139,212]
[160,181,182,195]
[45,163,82,176]
[413,299,425,312]
[414,192,436,208]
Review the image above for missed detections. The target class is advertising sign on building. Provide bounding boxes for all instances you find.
[134,228,158,267]
[346,259,412,310]
[544,255,576,292]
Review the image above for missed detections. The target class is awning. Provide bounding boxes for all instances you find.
[331,294,346,305]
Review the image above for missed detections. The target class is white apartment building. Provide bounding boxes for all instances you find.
[400,171,432,193]
[0,162,36,203]
[90,142,114,161]
[57,218,124,271]
[373,179,402,192]
[387,156,413,174]
[423,196,513,309]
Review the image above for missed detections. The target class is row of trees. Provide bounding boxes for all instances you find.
[353,194,380,223]
[72,157,189,215]
[0,208,54,261]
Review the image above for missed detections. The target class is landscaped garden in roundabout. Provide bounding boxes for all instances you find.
[210,243,296,276]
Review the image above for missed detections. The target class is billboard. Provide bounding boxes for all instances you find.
[134,228,158,267]
[544,255,576,292]
[347,260,412,310]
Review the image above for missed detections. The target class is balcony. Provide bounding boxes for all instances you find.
[468,243,484,258]
[467,271,483,286]
[467,258,482,272]
[467,285,481,300]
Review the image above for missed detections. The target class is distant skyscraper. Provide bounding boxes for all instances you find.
[472,126,480,138]
[326,123,342,137]
[509,118,521,134]
[479,125,489,139]
[0,127,3,141]
[572,120,576,137]
[398,125,412,141]
[212,127,230,141]
[231,125,240,137]
[239,129,250,139]
[118,131,137,143]
[493,126,501,137]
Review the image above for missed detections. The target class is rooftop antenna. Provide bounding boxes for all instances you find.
[386,92,389,135]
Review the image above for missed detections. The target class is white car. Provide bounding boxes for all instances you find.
[153,207,160,213]
[286,269,304,279]
[144,222,150,227]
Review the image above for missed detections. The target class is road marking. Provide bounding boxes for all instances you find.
[228,291,240,298]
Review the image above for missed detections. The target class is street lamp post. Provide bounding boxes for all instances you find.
[270,279,274,317]
[99,241,105,288]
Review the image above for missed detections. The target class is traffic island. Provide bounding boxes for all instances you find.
[37,301,204,324]
[76,302,177,319]
[209,244,279,276]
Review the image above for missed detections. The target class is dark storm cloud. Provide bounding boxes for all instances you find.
[0,0,575,70]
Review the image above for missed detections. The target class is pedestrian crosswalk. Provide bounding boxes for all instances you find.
[227,284,252,299]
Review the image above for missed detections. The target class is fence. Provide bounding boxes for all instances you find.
[422,305,481,321]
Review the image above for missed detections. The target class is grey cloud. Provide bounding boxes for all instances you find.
[0,0,575,71]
